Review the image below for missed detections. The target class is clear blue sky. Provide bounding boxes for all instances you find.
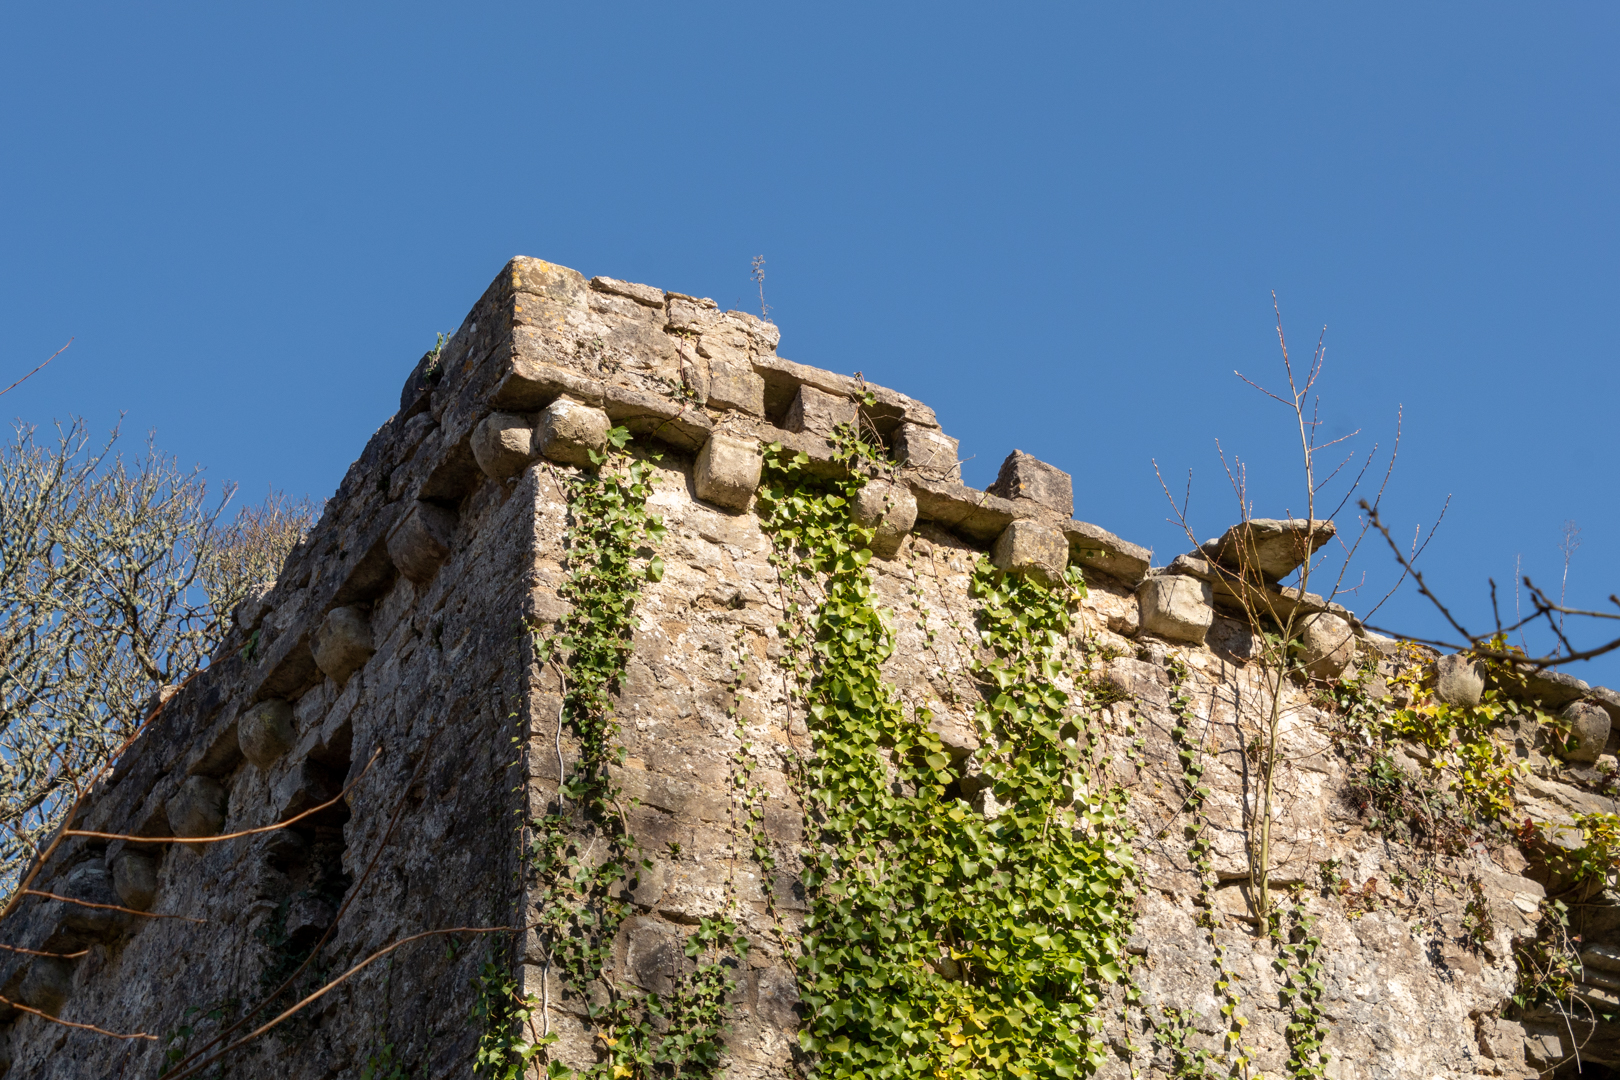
[4,4,1617,681]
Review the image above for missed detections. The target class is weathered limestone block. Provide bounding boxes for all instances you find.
[693,434,762,510]
[274,761,340,820]
[1204,518,1335,583]
[590,275,664,307]
[894,422,960,480]
[1512,665,1590,709]
[60,863,130,940]
[1063,519,1152,586]
[666,292,720,331]
[987,450,1073,517]
[1434,652,1485,707]
[238,699,296,769]
[705,359,766,416]
[234,580,275,632]
[1562,700,1612,764]
[534,396,610,467]
[19,957,74,1016]
[386,501,458,584]
[1137,573,1214,644]
[471,410,535,480]
[785,384,856,437]
[851,479,918,558]
[927,712,980,759]
[312,606,374,685]
[990,520,1069,586]
[1103,657,1171,709]
[166,775,227,838]
[110,850,158,911]
[1298,611,1355,680]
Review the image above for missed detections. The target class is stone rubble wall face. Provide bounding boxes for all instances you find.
[4,256,1615,1078]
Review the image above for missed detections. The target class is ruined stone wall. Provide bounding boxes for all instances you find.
[5,257,1619,1079]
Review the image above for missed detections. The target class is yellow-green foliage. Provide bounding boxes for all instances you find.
[1370,638,1554,826]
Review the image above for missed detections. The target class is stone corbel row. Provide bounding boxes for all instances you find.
[1135,518,1361,678]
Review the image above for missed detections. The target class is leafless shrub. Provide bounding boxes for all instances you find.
[199,489,319,617]
[0,423,314,898]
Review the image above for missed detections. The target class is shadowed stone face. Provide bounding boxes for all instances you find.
[471,411,535,479]
[312,605,373,685]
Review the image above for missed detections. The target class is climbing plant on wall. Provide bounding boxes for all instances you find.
[757,425,1138,1079]
[478,428,746,1080]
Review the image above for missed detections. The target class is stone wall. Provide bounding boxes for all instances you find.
[4,257,1619,1078]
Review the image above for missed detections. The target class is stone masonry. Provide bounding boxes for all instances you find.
[5,257,1620,1078]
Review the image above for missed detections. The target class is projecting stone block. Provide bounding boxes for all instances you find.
[1562,701,1611,764]
[990,520,1069,587]
[1298,612,1355,680]
[988,451,1073,517]
[166,775,227,838]
[1434,653,1485,708]
[387,501,458,584]
[1204,519,1335,583]
[238,699,296,769]
[20,957,74,1016]
[471,411,535,480]
[313,606,374,685]
[851,479,918,559]
[928,712,980,759]
[534,396,611,468]
[60,863,130,941]
[785,384,857,437]
[694,434,762,511]
[706,360,766,416]
[111,850,158,912]
[894,423,960,481]
[1137,574,1215,645]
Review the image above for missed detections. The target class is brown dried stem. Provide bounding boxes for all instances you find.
[0,992,155,1040]
[20,891,206,923]
[160,926,507,1080]
[65,746,382,845]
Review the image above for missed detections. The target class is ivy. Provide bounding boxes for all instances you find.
[1268,892,1328,1078]
[1157,657,1255,1077]
[756,425,1138,1080]
[477,430,746,1080]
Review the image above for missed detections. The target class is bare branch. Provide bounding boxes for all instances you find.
[0,340,71,400]
[0,992,155,1040]
[0,940,88,959]
[21,890,204,923]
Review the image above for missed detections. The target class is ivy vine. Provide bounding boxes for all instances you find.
[1159,657,1254,1077]
[756,425,1138,1079]
[476,429,746,1080]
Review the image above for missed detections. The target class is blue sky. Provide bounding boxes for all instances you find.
[3,4,1617,680]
